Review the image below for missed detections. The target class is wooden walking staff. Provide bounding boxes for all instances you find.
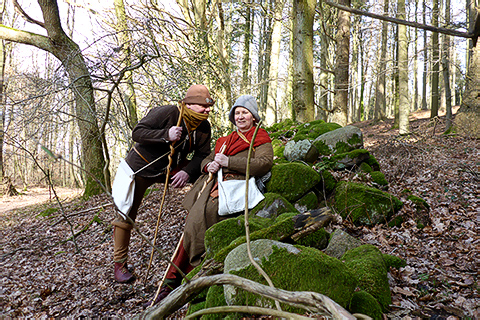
[144,101,185,284]
[149,142,227,305]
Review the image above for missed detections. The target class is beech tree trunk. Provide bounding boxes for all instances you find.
[430,0,440,118]
[292,0,315,123]
[398,0,410,134]
[331,0,350,126]
[374,0,388,121]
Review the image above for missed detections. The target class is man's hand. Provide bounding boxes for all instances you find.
[171,170,189,188]
[168,126,182,142]
[206,161,220,173]
[214,153,228,167]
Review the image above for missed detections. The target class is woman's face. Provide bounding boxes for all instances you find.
[234,107,254,132]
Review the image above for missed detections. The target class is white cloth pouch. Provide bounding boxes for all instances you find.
[112,159,135,219]
[217,168,265,216]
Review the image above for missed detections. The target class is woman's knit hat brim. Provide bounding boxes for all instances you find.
[229,95,260,124]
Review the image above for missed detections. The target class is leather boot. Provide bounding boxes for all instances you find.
[112,222,135,283]
[114,261,135,283]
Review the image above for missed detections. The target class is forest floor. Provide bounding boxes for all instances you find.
[0,108,478,319]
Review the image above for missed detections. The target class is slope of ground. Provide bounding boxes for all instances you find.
[0,110,478,319]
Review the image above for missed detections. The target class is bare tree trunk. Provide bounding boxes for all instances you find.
[393,26,399,127]
[430,0,440,119]
[421,0,428,110]
[266,0,286,126]
[374,0,388,121]
[413,0,419,112]
[398,0,409,134]
[114,0,138,130]
[292,0,315,123]
[331,0,350,126]
[241,1,252,93]
[442,0,452,131]
[318,25,329,121]
[456,9,480,138]
[0,0,4,185]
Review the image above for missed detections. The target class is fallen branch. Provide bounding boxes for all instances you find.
[140,273,356,320]
[186,305,313,319]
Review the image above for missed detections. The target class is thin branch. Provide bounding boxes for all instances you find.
[324,0,474,39]
[244,121,282,311]
[12,0,45,28]
[186,305,313,319]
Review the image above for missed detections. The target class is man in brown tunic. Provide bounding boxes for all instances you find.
[112,85,214,283]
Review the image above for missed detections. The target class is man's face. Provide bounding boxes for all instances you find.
[186,103,211,114]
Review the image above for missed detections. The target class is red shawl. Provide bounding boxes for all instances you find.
[214,126,271,156]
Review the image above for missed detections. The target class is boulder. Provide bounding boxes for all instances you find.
[313,125,364,156]
[266,163,321,202]
[283,139,319,163]
[341,244,393,311]
[223,239,357,312]
[251,193,299,219]
[324,228,362,259]
[292,120,342,142]
[334,181,403,226]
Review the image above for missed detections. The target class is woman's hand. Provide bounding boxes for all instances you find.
[171,170,189,188]
[206,161,220,173]
[214,153,229,167]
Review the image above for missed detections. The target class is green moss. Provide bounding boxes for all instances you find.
[359,162,373,173]
[204,215,271,260]
[382,253,407,269]
[36,207,58,218]
[293,122,341,142]
[371,171,388,186]
[266,163,321,202]
[212,213,298,263]
[349,290,383,320]
[312,139,332,156]
[266,118,297,133]
[271,139,285,159]
[342,245,392,311]
[319,170,337,196]
[295,227,329,250]
[387,215,404,228]
[295,191,318,211]
[185,288,209,316]
[200,285,230,319]
[334,181,403,226]
[331,149,370,163]
[228,245,357,311]
[365,155,381,171]
[407,195,430,212]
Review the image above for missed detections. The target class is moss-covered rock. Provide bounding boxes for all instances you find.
[334,181,403,226]
[224,240,358,312]
[204,215,271,260]
[294,191,318,212]
[295,227,329,250]
[271,139,285,159]
[349,290,383,320]
[200,285,230,319]
[371,171,389,188]
[382,253,407,269]
[313,125,364,155]
[251,193,299,220]
[365,154,381,171]
[283,139,319,163]
[407,195,430,212]
[318,169,337,198]
[330,149,371,170]
[211,212,298,264]
[341,244,392,311]
[359,162,373,173]
[292,121,341,142]
[266,163,321,202]
[324,228,362,259]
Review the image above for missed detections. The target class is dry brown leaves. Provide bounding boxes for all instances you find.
[0,111,478,318]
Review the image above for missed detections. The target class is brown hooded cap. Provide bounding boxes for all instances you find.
[180,84,215,106]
